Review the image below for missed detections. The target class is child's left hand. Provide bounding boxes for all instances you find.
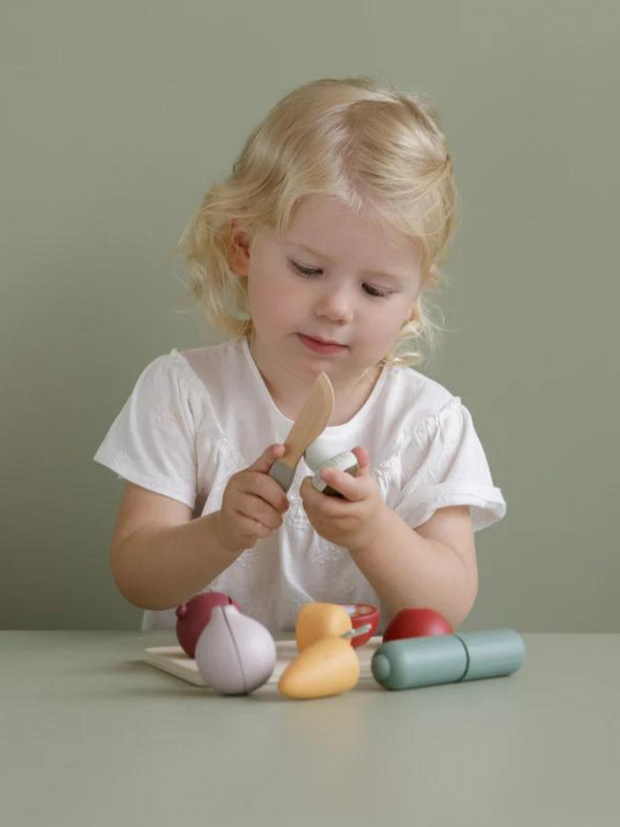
[300,447,387,554]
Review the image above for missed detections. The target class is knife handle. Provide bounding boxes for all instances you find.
[269,459,296,493]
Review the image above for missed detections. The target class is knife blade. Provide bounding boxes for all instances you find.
[269,372,335,492]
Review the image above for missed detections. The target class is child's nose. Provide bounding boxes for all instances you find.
[314,287,354,324]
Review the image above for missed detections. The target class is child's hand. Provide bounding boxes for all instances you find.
[300,447,387,554]
[215,444,290,553]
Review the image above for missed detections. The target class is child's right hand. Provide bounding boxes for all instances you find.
[215,444,291,554]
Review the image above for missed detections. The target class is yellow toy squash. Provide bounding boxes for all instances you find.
[279,635,360,699]
[295,603,352,651]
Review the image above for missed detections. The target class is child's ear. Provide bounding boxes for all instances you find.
[228,220,252,277]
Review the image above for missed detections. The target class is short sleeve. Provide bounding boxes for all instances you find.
[393,396,506,532]
[93,353,198,509]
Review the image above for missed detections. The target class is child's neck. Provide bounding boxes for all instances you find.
[247,335,382,426]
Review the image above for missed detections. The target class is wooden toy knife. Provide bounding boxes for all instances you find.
[269,372,335,492]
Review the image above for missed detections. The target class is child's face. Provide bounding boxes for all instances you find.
[231,194,422,379]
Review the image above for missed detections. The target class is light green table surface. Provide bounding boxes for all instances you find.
[1,631,618,826]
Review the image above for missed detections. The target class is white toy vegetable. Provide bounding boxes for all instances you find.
[194,605,276,695]
[304,437,359,496]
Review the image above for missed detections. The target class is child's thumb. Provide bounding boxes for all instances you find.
[250,443,287,474]
[351,446,370,474]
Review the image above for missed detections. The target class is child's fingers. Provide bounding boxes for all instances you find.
[236,494,284,531]
[313,446,369,501]
[249,443,287,475]
[233,511,273,543]
[252,472,290,514]
[320,466,366,501]
[237,453,290,513]
[350,446,370,472]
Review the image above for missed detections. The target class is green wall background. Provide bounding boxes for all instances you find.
[2,1,617,631]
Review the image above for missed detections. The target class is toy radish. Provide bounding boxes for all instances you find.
[382,607,452,642]
[176,591,241,658]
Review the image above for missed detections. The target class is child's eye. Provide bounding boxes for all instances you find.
[288,260,393,299]
[290,260,322,278]
[363,284,392,299]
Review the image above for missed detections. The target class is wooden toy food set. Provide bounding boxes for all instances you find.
[145,597,382,697]
[144,595,526,700]
[144,374,526,699]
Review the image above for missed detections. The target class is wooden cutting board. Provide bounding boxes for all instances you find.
[144,638,382,690]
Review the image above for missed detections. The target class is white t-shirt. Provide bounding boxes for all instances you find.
[94,336,506,632]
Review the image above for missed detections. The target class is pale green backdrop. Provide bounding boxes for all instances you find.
[2,1,617,631]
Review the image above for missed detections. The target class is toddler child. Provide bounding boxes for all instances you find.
[94,76,506,633]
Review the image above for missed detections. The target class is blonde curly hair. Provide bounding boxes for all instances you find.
[175,76,460,367]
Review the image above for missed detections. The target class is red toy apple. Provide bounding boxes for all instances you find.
[341,603,380,648]
[382,607,453,642]
[176,591,241,658]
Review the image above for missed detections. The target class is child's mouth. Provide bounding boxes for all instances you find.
[298,334,347,355]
